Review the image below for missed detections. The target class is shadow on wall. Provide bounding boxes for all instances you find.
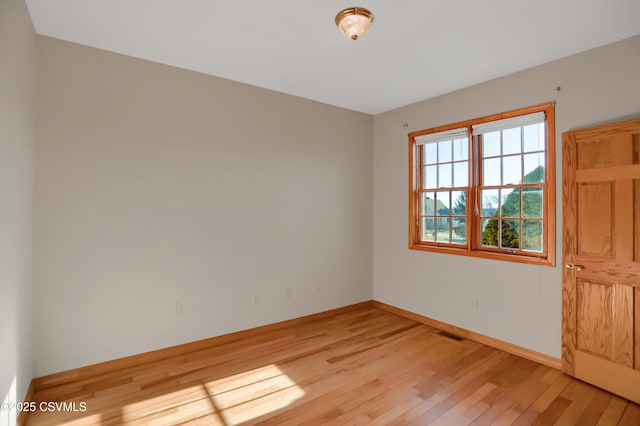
[1,376,17,426]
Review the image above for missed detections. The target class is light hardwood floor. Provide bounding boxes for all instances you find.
[26,305,640,425]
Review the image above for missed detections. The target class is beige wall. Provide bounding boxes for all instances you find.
[373,35,640,358]
[0,0,35,419]
[34,37,373,376]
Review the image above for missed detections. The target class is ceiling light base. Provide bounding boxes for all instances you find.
[335,7,374,41]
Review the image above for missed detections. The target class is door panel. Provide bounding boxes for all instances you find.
[562,117,640,403]
[577,139,613,169]
[575,280,634,367]
[577,182,613,257]
[612,284,634,368]
[576,280,612,358]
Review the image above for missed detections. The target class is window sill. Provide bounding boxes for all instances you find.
[408,243,555,267]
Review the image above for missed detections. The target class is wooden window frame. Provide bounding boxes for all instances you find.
[408,102,556,266]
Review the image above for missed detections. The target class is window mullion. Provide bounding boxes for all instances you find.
[471,133,480,251]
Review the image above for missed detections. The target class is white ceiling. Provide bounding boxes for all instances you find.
[26,0,640,115]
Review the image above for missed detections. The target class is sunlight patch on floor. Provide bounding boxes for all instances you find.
[119,383,210,423]
[116,364,305,425]
[205,364,305,425]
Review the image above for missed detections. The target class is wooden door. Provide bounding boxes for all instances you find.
[562,117,640,403]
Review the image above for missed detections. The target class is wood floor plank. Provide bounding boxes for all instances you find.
[470,386,515,426]
[492,408,521,425]
[533,396,571,425]
[26,306,640,425]
[575,390,615,426]
[428,382,497,426]
[530,372,572,413]
[553,380,599,424]
[471,355,542,424]
[596,396,629,426]
[617,402,640,426]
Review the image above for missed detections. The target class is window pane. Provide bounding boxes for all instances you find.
[424,165,437,188]
[424,166,438,189]
[483,158,501,186]
[438,140,452,162]
[523,123,545,152]
[523,153,545,183]
[453,138,468,161]
[523,188,543,218]
[502,127,522,155]
[481,189,499,217]
[424,143,438,164]
[422,217,435,242]
[453,161,468,187]
[422,191,435,215]
[435,219,451,243]
[481,218,499,248]
[435,191,451,216]
[522,220,543,252]
[452,217,466,244]
[451,190,466,215]
[501,188,520,218]
[438,163,452,188]
[501,220,520,249]
[482,131,501,157]
[502,155,522,185]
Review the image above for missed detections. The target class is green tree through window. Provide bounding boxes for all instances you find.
[481,166,544,251]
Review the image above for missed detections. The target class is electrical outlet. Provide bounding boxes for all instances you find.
[174,302,183,316]
[251,292,260,304]
[286,287,293,299]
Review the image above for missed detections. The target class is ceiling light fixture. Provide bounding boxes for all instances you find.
[335,7,374,41]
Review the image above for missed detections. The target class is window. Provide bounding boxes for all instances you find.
[408,103,555,265]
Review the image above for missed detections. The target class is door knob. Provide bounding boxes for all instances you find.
[565,263,584,271]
